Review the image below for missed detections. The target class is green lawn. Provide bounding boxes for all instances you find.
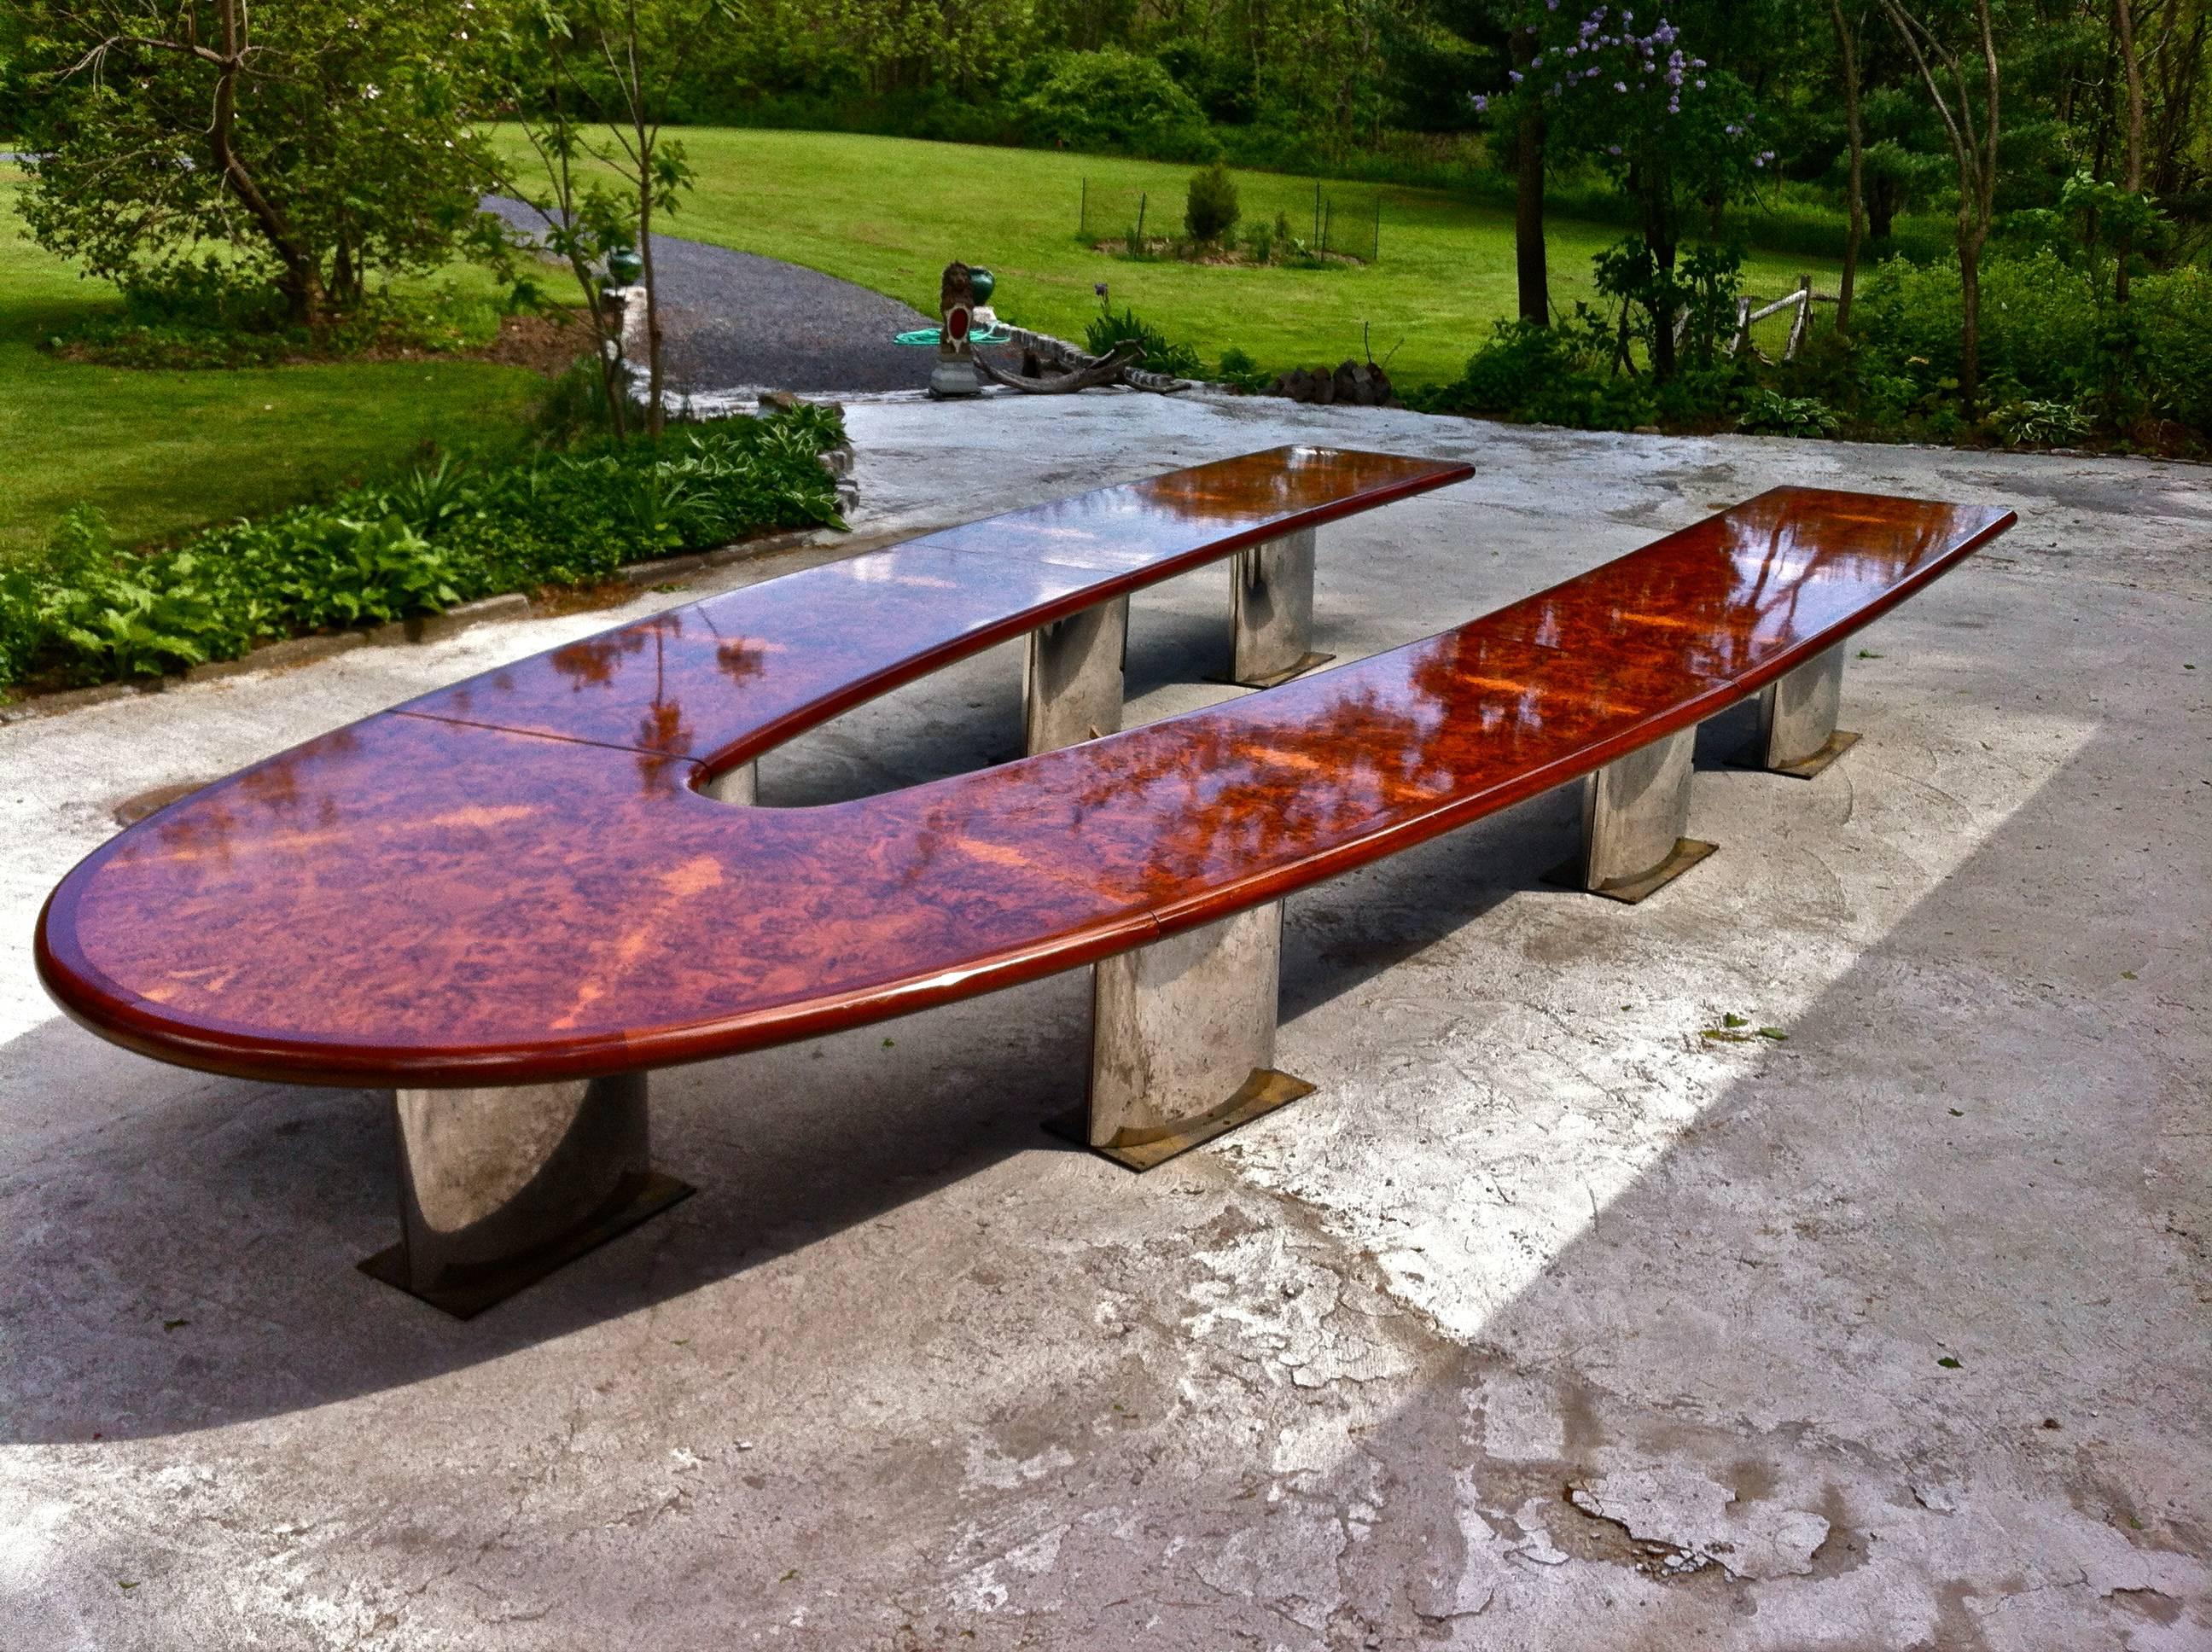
[499,128,1838,388]
[0,167,549,560]
[6,133,1840,557]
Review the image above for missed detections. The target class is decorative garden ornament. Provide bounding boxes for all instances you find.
[929,261,983,399]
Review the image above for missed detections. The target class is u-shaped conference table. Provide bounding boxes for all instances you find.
[36,446,2013,1313]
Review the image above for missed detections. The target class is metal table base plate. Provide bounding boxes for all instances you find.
[1730,729,1860,780]
[1207,651,1336,690]
[1544,837,1719,905]
[358,1172,695,1319]
[1046,1068,1317,1172]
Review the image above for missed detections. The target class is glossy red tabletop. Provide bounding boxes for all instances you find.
[400,445,1472,777]
[35,478,2012,1088]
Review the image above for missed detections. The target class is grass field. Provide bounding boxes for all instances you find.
[7,132,1842,556]
[0,166,549,560]
[498,128,1841,387]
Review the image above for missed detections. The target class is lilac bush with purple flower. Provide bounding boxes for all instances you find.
[1467,1,1772,375]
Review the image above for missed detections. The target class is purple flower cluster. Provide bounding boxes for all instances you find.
[1472,0,1766,166]
[1534,8,1708,117]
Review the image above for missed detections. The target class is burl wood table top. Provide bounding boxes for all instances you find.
[35,455,2010,1089]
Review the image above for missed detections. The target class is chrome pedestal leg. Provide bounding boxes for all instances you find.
[1052,903,1314,1171]
[701,761,759,805]
[1228,528,1332,688]
[1024,596,1128,754]
[1545,724,1716,904]
[1738,642,1858,778]
[358,1074,693,1318]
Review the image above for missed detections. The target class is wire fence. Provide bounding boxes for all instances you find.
[1077,177,1384,264]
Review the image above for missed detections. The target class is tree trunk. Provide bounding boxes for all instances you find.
[1829,0,1866,334]
[1868,177,1897,243]
[2147,0,2208,197]
[1882,0,2000,421]
[207,0,328,327]
[637,151,664,436]
[1958,230,1981,416]
[1650,232,1679,381]
[2115,0,2144,303]
[1511,33,1549,326]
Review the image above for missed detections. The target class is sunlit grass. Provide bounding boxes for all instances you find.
[0,167,548,559]
[491,127,1836,389]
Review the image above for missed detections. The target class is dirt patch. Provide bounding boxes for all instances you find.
[466,310,599,375]
[1089,236,1365,268]
[334,311,597,375]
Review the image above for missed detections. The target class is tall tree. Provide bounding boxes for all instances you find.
[1880,0,2002,415]
[570,0,718,435]
[2113,0,2144,300]
[1530,3,1773,378]
[1827,0,1868,332]
[1510,24,1551,324]
[17,0,501,326]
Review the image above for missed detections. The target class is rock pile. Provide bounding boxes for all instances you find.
[1265,359,1399,408]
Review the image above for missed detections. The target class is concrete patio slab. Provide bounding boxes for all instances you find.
[2,395,2206,1649]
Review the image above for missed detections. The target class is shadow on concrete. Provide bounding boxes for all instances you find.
[1217,718,2203,1644]
[0,590,1796,1448]
[0,963,1095,1444]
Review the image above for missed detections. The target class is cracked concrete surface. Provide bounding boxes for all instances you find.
[2,393,2206,1649]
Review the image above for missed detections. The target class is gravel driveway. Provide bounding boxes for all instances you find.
[484,195,1011,398]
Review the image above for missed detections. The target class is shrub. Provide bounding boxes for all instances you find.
[1988,398,2092,447]
[1591,237,1745,372]
[2133,267,2212,433]
[1651,365,1745,431]
[1083,305,1204,377]
[1737,390,1842,439]
[1185,162,1241,242]
[1854,251,2099,406]
[1420,317,1657,431]
[1215,346,1272,392]
[0,409,847,695]
[1016,49,1217,161]
[1438,320,1578,414]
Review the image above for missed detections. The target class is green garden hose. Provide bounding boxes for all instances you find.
[894,325,1014,346]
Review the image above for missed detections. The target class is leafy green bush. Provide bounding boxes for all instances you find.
[1432,321,1577,415]
[1592,238,1746,371]
[1215,346,1272,392]
[1854,252,2099,406]
[0,409,847,695]
[2133,268,2212,433]
[1016,49,1218,161]
[1737,390,1842,439]
[1083,305,1204,377]
[1185,161,1241,242]
[1844,250,2209,443]
[1420,317,1654,429]
[1988,398,2092,447]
